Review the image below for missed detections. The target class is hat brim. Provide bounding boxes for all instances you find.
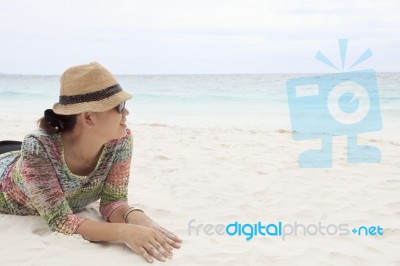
[52,91,133,115]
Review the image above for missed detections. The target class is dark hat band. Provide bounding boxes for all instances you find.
[59,84,122,105]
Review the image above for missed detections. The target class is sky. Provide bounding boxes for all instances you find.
[0,0,399,74]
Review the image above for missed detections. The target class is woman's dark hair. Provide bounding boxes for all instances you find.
[38,109,77,133]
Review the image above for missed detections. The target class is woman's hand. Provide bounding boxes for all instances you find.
[76,219,174,263]
[121,224,173,263]
[126,211,183,249]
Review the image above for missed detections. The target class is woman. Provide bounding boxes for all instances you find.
[0,62,182,263]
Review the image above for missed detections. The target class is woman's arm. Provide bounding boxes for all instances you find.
[20,135,87,234]
[76,219,173,263]
[108,204,128,223]
[99,130,132,221]
[97,130,181,262]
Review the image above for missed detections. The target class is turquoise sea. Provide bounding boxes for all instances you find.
[0,73,399,131]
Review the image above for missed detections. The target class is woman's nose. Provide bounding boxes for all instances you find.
[123,108,129,116]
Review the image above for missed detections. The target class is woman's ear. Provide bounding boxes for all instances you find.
[81,112,95,128]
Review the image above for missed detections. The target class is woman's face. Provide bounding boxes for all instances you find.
[90,102,130,141]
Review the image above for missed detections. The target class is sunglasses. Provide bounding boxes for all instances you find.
[115,101,126,114]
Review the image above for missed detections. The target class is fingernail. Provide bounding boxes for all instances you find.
[167,254,173,259]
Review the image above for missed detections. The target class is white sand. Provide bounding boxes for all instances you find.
[1,120,399,266]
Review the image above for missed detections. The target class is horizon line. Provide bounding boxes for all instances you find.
[1,71,400,76]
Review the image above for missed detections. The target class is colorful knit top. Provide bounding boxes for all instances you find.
[0,128,132,235]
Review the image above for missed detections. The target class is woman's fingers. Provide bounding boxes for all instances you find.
[159,228,182,247]
[137,247,153,263]
[159,234,174,250]
[151,238,173,259]
[153,224,183,244]
[161,227,182,243]
[124,224,180,263]
[145,242,168,262]
[161,233,182,249]
[155,234,173,255]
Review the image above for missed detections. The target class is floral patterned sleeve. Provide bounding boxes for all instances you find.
[20,135,86,235]
[99,130,133,221]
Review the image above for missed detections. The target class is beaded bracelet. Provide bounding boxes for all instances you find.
[123,206,144,223]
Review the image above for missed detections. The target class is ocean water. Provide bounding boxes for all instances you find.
[0,73,399,131]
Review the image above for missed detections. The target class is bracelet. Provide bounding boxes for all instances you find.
[122,206,144,223]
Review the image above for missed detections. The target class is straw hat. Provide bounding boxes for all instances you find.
[52,62,132,115]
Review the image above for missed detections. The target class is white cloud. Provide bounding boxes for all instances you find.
[0,0,399,73]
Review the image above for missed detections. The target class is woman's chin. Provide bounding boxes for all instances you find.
[118,127,128,138]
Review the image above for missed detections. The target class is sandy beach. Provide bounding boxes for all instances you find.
[1,0,400,264]
[0,118,399,266]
